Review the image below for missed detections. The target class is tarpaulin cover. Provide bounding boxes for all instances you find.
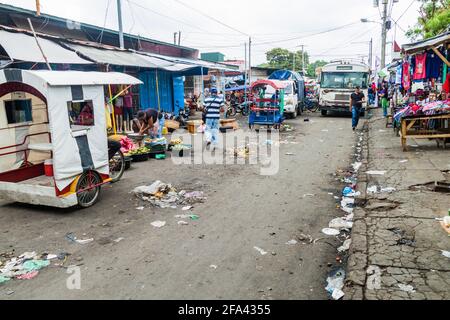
[225,85,249,92]
[269,70,304,82]
[0,30,91,64]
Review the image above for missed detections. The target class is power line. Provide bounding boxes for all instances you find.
[394,0,416,23]
[96,0,112,43]
[127,0,211,34]
[171,0,249,36]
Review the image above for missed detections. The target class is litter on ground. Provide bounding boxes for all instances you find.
[151,221,166,228]
[322,228,340,236]
[254,247,268,256]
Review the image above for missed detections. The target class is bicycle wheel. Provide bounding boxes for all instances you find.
[76,171,101,208]
[109,150,125,183]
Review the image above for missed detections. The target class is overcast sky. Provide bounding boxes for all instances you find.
[1,0,422,65]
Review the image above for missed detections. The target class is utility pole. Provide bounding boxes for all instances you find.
[117,0,124,49]
[380,0,388,68]
[244,42,248,103]
[174,32,177,45]
[301,45,305,75]
[178,31,181,46]
[293,51,296,72]
[369,38,373,69]
[248,37,252,84]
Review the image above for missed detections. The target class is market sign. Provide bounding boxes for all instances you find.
[336,66,353,71]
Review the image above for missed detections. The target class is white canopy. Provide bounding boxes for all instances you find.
[0,29,92,64]
[27,70,143,86]
[0,69,141,191]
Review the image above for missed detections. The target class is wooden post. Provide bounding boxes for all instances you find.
[431,46,450,67]
[27,18,51,70]
[35,0,40,16]
[401,119,407,152]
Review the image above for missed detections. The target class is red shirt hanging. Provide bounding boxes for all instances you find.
[402,62,411,91]
[413,53,427,80]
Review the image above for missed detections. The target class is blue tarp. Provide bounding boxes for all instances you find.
[225,85,249,92]
[268,70,304,82]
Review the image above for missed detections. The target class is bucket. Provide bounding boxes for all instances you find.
[44,159,54,177]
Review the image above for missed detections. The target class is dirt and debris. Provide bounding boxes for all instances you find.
[133,181,206,209]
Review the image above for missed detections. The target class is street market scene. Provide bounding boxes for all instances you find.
[0,0,449,302]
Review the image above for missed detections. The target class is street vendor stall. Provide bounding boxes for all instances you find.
[0,69,141,208]
[393,31,450,151]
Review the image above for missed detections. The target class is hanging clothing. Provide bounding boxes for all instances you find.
[443,74,450,94]
[395,65,402,85]
[413,53,427,80]
[402,62,411,91]
[426,51,443,80]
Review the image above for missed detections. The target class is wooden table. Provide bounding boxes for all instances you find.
[400,113,450,151]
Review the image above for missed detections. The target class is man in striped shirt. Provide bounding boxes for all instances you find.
[204,87,224,148]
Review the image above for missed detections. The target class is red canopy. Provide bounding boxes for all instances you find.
[251,79,288,90]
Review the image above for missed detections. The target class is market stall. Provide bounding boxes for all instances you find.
[393,31,450,151]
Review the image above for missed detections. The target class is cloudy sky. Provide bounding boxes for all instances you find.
[1,0,422,65]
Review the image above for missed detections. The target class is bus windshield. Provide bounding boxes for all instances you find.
[321,72,368,89]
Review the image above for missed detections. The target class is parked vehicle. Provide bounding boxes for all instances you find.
[226,101,250,117]
[248,80,286,130]
[0,69,141,208]
[318,60,370,116]
[268,70,305,118]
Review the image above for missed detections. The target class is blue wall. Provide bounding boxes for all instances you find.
[139,70,173,113]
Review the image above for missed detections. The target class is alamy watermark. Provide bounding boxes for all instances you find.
[171,129,280,176]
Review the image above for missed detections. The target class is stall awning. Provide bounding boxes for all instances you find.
[65,43,163,68]
[26,70,142,86]
[403,31,450,53]
[0,29,91,64]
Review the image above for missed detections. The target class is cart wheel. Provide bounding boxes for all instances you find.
[76,171,101,208]
[109,150,125,183]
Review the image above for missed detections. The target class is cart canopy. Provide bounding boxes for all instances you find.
[251,79,288,90]
[0,69,141,190]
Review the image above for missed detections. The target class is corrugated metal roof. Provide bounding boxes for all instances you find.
[0,29,91,64]
[403,31,450,53]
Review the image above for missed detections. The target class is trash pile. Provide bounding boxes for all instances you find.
[133,181,206,209]
[0,251,54,284]
[322,131,365,300]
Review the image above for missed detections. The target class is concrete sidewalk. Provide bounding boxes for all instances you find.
[345,110,450,300]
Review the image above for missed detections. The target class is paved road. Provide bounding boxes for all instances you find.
[0,113,356,299]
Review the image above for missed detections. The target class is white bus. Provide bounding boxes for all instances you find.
[318,60,370,116]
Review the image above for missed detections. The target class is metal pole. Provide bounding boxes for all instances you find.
[301,45,305,75]
[178,31,181,46]
[117,0,124,49]
[244,42,248,106]
[381,0,388,68]
[174,32,177,45]
[369,38,373,68]
[293,50,296,71]
[248,37,252,84]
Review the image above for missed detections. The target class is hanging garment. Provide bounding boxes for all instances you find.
[413,53,427,80]
[402,62,411,91]
[411,81,424,93]
[426,51,443,80]
[395,65,402,85]
[443,74,450,93]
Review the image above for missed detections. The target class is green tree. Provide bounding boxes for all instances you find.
[406,0,450,40]
[265,48,309,73]
[307,60,328,78]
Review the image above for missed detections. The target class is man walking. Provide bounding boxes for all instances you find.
[349,86,365,131]
[204,87,224,149]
